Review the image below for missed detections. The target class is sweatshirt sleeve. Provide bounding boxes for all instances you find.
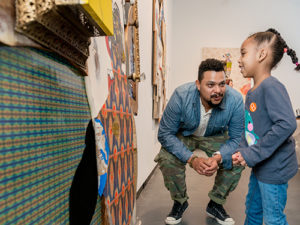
[157,90,193,162]
[239,83,297,167]
[219,93,244,169]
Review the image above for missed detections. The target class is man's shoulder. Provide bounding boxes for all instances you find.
[223,86,244,110]
[225,86,243,102]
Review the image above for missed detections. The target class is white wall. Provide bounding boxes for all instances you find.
[169,0,300,113]
[135,0,174,190]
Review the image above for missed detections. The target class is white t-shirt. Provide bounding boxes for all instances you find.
[192,98,212,137]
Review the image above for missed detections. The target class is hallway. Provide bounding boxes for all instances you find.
[137,166,300,225]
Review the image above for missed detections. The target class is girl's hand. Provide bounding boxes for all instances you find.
[232,152,247,167]
[232,152,240,165]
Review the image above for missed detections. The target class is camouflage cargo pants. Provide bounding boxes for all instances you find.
[154,134,244,205]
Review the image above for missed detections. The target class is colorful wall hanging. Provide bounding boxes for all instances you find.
[84,0,138,224]
[0,46,99,224]
[95,1,138,224]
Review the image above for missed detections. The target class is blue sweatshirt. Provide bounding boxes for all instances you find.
[238,76,298,184]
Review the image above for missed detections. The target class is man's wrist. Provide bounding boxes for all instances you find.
[188,155,198,168]
[213,151,222,164]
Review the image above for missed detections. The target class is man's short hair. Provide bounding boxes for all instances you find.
[198,58,225,81]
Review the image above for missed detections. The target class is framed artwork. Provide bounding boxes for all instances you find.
[152,0,166,119]
[202,47,252,99]
[124,0,140,115]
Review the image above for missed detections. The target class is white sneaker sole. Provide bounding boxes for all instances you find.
[165,217,182,225]
[207,212,235,225]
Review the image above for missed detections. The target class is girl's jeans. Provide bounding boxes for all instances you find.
[244,171,288,225]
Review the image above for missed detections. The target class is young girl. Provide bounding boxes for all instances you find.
[232,28,299,225]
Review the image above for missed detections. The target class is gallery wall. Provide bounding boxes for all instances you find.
[168,0,300,113]
[135,0,173,190]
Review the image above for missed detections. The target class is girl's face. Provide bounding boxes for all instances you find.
[238,37,259,78]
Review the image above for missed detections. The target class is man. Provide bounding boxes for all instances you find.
[155,58,244,225]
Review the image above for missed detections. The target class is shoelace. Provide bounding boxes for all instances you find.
[171,202,184,216]
[214,205,229,218]
[219,206,228,216]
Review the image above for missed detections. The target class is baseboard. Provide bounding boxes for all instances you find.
[136,164,158,199]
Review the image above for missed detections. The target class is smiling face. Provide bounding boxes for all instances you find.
[196,71,226,109]
[238,37,259,78]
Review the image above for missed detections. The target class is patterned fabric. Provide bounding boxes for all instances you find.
[100,72,136,225]
[94,118,109,197]
[155,134,245,205]
[0,47,95,224]
[98,2,137,225]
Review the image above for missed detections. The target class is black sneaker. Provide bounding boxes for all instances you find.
[206,200,235,225]
[165,200,188,224]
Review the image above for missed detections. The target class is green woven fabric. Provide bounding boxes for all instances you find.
[0,47,100,224]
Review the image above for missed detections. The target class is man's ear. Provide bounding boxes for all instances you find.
[195,80,201,91]
[258,48,268,62]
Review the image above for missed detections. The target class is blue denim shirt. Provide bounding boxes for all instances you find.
[158,82,244,169]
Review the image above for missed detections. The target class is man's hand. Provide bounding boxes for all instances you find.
[203,157,219,176]
[190,157,218,176]
[190,157,210,175]
[232,152,247,166]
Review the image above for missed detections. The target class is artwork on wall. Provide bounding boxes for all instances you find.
[84,1,139,223]
[124,0,141,115]
[14,0,113,70]
[86,0,138,224]
[202,47,252,98]
[0,46,93,224]
[1,1,139,224]
[152,0,167,120]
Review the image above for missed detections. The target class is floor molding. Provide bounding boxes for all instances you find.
[136,164,158,199]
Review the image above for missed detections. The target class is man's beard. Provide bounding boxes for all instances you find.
[207,93,224,108]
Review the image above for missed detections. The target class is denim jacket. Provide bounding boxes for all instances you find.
[158,82,244,169]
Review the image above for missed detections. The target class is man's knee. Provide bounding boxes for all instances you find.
[155,148,184,165]
[154,148,186,177]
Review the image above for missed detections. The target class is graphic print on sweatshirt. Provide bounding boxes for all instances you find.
[245,110,259,146]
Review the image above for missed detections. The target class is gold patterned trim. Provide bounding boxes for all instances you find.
[15,0,113,70]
